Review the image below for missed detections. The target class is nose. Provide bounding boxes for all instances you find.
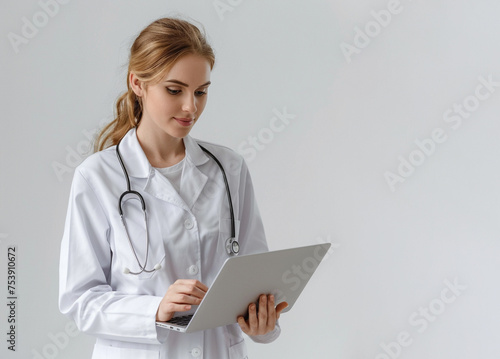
[182,93,197,114]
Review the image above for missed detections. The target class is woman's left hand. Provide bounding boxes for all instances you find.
[237,294,288,336]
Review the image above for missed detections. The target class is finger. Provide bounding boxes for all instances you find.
[157,303,192,322]
[248,303,258,332]
[173,282,207,300]
[183,279,209,293]
[267,294,276,327]
[173,279,209,293]
[191,280,209,293]
[275,301,289,319]
[167,303,192,313]
[258,295,268,333]
[237,316,249,333]
[171,293,204,306]
[179,287,206,301]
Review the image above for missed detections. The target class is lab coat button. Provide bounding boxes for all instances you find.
[191,347,202,357]
[184,219,194,230]
[188,265,199,275]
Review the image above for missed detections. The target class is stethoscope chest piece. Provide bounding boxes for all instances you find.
[226,237,240,255]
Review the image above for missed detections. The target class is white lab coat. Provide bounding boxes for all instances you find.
[59,127,280,359]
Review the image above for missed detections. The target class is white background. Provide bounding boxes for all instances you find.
[1,0,499,358]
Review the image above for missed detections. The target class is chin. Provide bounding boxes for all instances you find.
[167,128,193,139]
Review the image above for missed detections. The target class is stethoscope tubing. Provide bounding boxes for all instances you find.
[115,138,238,275]
[198,145,235,239]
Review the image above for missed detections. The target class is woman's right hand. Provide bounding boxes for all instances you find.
[156,279,208,322]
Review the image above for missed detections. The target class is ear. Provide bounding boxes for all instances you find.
[129,72,145,98]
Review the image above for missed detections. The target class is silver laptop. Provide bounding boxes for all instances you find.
[156,243,331,333]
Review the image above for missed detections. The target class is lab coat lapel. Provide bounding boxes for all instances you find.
[116,127,150,178]
[145,172,189,210]
[117,128,187,211]
[181,159,208,210]
[118,128,209,211]
[181,135,210,210]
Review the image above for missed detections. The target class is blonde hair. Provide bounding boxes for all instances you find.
[94,17,215,152]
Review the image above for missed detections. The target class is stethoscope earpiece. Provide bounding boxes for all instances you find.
[123,263,161,275]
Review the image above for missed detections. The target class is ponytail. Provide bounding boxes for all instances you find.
[94,84,142,152]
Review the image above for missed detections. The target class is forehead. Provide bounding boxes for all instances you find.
[160,54,211,86]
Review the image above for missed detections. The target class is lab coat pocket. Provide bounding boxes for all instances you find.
[92,343,160,359]
[228,340,248,359]
[114,196,166,280]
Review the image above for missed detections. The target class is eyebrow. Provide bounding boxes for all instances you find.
[164,79,211,87]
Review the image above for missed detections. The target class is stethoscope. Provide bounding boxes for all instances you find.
[116,138,240,275]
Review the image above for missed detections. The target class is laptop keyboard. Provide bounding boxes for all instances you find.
[166,315,193,326]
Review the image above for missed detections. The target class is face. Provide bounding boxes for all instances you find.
[131,53,212,140]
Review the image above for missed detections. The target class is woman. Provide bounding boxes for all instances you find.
[59,17,287,359]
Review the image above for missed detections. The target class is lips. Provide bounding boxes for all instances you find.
[174,117,194,127]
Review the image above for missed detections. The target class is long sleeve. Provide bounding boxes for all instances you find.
[58,168,164,344]
[248,320,281,343]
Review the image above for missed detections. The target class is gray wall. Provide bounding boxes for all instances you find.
[1,0,499,358]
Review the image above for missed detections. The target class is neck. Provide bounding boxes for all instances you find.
[136,124,186,168]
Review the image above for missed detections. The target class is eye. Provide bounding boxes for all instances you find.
[195,90,208,96]
[166,88,181,95]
